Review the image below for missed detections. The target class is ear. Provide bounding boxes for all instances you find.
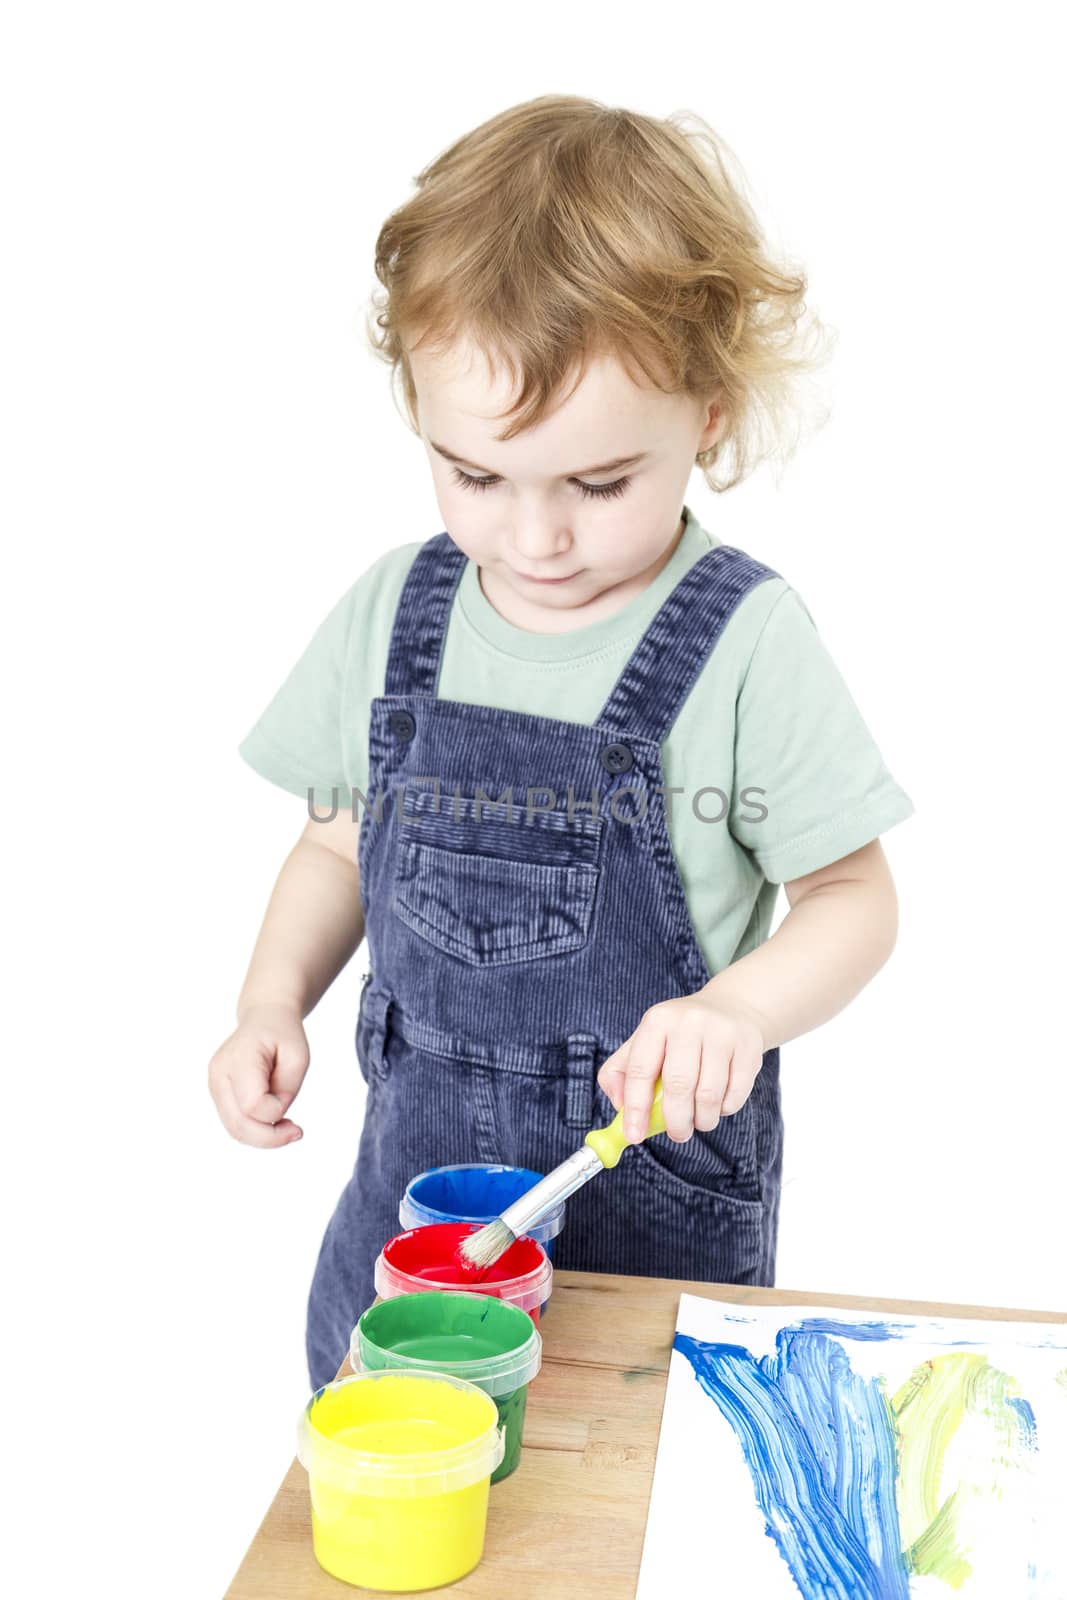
[697,393,726,454]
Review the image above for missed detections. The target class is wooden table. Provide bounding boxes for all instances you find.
[225,1272,1067,1599]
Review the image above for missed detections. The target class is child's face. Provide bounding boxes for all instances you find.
[409,335,723,628]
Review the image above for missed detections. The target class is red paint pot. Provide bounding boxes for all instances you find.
[374,1223,553,1326]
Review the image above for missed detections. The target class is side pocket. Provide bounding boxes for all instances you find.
[628,1139,765,1214]
[354,970,375,1087]
[355,1016,373,1088]
[355,973,393,1088]
[626,1141,769,1284]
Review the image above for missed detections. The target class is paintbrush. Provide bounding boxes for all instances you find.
[457,1080,668,1272]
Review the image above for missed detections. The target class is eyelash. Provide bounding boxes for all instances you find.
[450,466,632,501]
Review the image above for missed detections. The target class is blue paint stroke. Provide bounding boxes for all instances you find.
[789,1317,909,1342]
[675,1328,910,1600]
[780,1317,1067,1353]
[1005,1395,1038,1445]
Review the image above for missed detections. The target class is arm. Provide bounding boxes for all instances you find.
[209,810,365,1147]
[599,838,901,1143]
[701,837,900,1049]
[237,810,366,1023]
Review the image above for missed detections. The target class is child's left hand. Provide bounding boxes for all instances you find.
[596,990,768,1145]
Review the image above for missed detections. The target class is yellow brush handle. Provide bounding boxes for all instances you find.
[584,1080,667,1170]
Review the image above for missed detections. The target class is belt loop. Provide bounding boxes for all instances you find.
[564,1033,599,1129]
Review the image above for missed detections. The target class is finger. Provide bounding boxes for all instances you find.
[219,1075,303,1148]
[231,1043,305,1134]
[597,1043,627,1112]
[250,1089,293,1123]
[660,1033,702,1142]
[231,1057,286,1126]
[621,1020,667,1143]
[269,1033,311,1112]
[694,1050,729,1133]
[598,1067,626,1112]
[721,1042,762,1116]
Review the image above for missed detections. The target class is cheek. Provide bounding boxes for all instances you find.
[433,477,492,548]
[585,512,662,573]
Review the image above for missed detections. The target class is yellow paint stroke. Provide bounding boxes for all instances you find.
[891,1352,1036,1590]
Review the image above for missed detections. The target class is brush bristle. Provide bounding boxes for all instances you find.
[458,1218,516,1271]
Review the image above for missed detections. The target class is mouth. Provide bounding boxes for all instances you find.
[514,569,584,585]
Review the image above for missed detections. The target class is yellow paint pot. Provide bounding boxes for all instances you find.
[296,1368,504,1591]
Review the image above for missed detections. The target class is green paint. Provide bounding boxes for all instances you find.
[491,1386,529,1481]
[389,1332,503,1360]
[355,1290,541,1484]
[891,1351,1036,1590]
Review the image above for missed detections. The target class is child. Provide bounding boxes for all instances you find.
[209,95,914,1391]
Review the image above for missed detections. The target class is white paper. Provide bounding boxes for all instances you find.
[636,1295,1067,1600]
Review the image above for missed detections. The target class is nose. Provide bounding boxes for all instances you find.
[509,507,574,566]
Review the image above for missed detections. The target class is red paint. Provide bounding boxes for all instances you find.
[378,1223,552,1325]
[451,1250,489,1284]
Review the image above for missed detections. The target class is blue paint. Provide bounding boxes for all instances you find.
[787,1317,907,1342]
[675,1328,910,1600]
[399,1164,566,1256]
[1006,1395,1038,1444]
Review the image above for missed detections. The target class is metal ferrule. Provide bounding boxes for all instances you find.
[499,1146,604,1237]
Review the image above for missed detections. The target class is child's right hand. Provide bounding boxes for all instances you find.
[208,1003,310,1147]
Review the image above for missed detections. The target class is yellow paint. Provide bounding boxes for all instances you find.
[891,1352,1036,1590]
[332,1418,469,1452]
[302,1371,500,1592]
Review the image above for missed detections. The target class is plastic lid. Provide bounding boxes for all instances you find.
[352,1293,543,1397]
[296,1370,504,1498]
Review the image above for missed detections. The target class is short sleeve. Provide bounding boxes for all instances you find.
[236,541,423,809]
[236,584,359,808]
[729,587,915,883]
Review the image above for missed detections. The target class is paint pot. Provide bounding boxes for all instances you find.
[399,1163,566,1259]
[296,1369,504,1591]
[399,1164,564,1316]
[353,1290,542,1484]
[375,1222,553,1327]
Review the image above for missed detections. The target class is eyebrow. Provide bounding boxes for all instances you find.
[429,439,650,478]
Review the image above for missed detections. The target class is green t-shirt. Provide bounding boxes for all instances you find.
[238,503,914,976]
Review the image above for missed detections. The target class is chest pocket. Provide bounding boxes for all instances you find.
[393,785,604,966]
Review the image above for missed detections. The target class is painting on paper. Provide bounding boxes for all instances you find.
[636,1293,1067,1600]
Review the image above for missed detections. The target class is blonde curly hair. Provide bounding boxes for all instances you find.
[365,94,834,493]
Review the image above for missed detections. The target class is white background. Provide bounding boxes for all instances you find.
[4,4,1064,1595]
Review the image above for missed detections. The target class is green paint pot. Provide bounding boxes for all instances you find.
[352,1290,542,1484]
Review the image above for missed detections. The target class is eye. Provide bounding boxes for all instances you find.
[450,467,631,502]
[450,468,496,495]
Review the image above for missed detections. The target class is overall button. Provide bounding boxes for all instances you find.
[388,710,416,741]
[599,741,633,774]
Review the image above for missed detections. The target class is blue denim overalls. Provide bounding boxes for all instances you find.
[306,526,784,1388]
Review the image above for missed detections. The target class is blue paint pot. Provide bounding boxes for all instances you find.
[399,1165,565,1316]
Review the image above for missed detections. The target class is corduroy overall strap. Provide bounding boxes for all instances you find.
[383,532,467,698]
[382,531,780,745]
[594,544,779,745]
